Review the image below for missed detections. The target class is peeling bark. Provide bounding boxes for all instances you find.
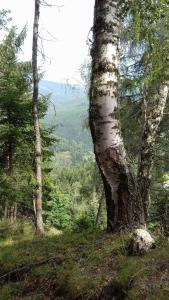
[32,0,44,235]
[89,0,145,232]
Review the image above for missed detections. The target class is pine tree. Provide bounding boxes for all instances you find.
[0,28,33,221]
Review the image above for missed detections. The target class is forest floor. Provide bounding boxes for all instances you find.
[0,221,169,300]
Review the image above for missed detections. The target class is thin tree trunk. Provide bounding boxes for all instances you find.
[4,129,18,223]
[32,0,44,235]
[138,83,169,222]
[33,196,37,217]
[13,202,17,222]
[163,202,169,236]
[4,205,7,218]
[7,203,17,224]
[91,185,97,208]
[89,0,145,232]
[96,190,104,225]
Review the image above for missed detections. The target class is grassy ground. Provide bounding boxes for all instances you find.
[0,221,169,299]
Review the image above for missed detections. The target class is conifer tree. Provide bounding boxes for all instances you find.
[0,28,33,221]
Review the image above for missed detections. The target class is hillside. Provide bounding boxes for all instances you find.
[0,222,169,300]
[40,80,92,159]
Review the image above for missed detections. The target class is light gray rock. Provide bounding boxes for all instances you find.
[128,229,155,255]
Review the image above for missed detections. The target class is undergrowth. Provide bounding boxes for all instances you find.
[0,220,169,299]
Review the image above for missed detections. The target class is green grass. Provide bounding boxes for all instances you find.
[0,221,169,299]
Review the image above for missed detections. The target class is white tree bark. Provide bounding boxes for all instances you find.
[90,0,145,232]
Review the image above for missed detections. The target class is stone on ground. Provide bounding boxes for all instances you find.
[128,229,155,255]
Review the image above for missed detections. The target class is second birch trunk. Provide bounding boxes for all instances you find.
[138,79,169,221]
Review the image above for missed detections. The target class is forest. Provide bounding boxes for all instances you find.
[0,0,169,299]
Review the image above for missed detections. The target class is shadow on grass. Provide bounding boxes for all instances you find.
[0,225,130,299]
[0,223,169,300]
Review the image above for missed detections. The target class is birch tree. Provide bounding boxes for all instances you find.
[90,0,169,233]
[89,0,145,232]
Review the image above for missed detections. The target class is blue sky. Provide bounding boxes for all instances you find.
[0,0,94,83]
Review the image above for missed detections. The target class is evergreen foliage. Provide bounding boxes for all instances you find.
[0,26,57,223]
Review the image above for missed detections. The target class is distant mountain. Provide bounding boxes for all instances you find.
[40,80,92,156]
[39,80,85,105]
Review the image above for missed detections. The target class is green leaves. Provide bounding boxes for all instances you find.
[122,0,169,93]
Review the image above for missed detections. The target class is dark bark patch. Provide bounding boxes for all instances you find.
[104,147,119,162]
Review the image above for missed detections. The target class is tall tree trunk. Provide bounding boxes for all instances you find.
[138,84,169,222]
[32,0,44,235]
[89,0,145,232]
